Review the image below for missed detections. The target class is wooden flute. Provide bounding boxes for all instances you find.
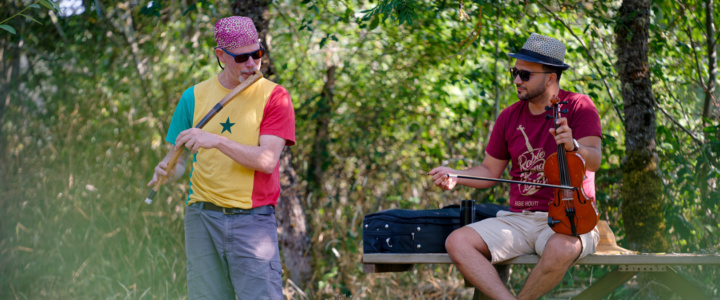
[144,70,264,204]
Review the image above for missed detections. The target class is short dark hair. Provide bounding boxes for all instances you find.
[541,64,563,82]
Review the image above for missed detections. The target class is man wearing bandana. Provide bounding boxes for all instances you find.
[430,34,602,299]
[148,16,294,299]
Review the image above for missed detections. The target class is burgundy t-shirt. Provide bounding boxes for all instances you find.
[486,90,602,212]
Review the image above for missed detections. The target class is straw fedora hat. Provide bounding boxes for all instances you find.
[508,33,571,70]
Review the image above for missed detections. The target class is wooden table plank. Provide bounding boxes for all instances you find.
[363,253,720,267]
[577,253,720,265]
[363,253,452,264]
[363,252,720,299]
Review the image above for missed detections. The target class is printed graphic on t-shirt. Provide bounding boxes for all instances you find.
[220,117,235,134]
[516,125,546,197]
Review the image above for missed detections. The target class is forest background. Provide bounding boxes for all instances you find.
[1,0,719,299]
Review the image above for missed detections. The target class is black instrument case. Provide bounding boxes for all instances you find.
[363,203,509,253]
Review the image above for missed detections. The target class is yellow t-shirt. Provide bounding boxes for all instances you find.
[166,76,295,208]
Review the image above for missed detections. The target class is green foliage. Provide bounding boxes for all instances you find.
[361,0,419,27]
[1,0,718,298]
[1,0,218,297]
[0,0,59,34]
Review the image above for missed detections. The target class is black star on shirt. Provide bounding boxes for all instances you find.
[220,117,235,134]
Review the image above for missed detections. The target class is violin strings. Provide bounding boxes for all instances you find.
[553,102,573,211]
[558,147,573,210]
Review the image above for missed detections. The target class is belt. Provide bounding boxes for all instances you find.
[191,202,275,215]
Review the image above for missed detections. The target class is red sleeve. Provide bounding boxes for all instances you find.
[567,93,602,140]
[260,85,296,146]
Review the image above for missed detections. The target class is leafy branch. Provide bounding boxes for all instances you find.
[538,1,624,124]
[361,0,418,29]
[457,5,482,57]
[1,0,60,34]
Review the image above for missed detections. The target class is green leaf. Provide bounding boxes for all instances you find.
[319,36,328,48]
[0,24,16,34]
[182,4,197,16]
[369,16,380,30]
[20,14,42,24]
[28,4,41,9]
[38,0,56,10]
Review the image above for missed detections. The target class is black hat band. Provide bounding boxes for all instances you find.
[518,48,565,66]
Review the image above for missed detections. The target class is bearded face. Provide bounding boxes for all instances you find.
[517,74,547,102]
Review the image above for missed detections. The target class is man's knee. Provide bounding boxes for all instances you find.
[543,234,582,265]
[445,227,489,257]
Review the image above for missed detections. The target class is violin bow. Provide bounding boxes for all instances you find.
[144,70,264,204]
[445,174,577,190]
[441,173,577,190]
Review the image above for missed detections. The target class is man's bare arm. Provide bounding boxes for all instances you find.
[429,155,510,190]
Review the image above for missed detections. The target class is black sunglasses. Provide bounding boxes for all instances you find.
[510,68,554,82]
[215,45,265,69]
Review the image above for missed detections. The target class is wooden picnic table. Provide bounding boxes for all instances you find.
[363,221,720,299]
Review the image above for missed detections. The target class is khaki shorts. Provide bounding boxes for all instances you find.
[467,210,599,263]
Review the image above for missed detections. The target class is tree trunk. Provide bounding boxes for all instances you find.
[232,1,312,288]
[699,0,717,206]
[615,0,668,252]
[307,66,336,197]
[703,0,717,124]
[231,0,276,78]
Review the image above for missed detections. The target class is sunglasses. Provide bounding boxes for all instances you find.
[217,45,265,63]
[510,68,554,82]
[215,45,265,69]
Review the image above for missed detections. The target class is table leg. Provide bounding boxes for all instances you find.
[648,266,711,300]
[573,267,637,300]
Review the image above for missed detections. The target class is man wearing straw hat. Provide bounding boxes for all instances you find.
[148,16,295,299]
[430,33,602,299]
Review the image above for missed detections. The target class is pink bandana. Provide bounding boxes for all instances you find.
[214,16,258,49]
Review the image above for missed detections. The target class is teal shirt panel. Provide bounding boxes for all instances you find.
[166,87,195,145]
[165,86,196,204]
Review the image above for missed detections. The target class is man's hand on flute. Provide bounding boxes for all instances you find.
[175,128,221,153]
[147,145,188,187]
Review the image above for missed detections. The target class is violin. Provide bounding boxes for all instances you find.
[544,96,598,236]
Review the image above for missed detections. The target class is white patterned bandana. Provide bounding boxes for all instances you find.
[214,16,258,49]
[508,33,570,70]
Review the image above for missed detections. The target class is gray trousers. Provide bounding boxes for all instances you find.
[185,203,283,300]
